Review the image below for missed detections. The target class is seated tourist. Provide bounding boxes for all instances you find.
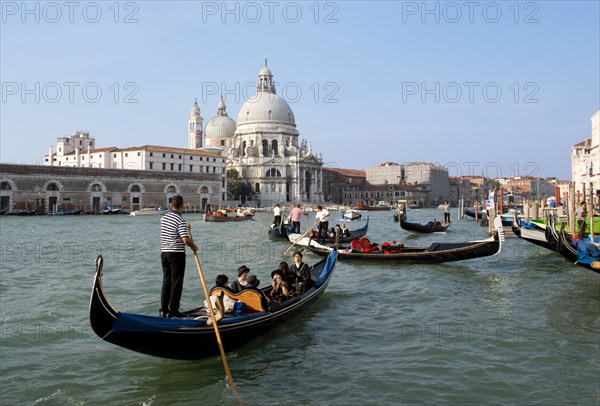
[230,265,250,292]
[268,269,289,303]
[290,251,313,293]
[245,274,260,289]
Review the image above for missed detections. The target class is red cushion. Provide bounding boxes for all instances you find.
[359,237,371,250]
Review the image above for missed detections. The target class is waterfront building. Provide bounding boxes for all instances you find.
[366,162,450,206]
[0,163,223,213]
[572,110,600,199]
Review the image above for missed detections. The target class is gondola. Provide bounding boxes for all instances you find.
[463,208,486,219]
[511,217,554,252]
[268,222,298,240]
[204,205,255,222]
[89,251,338,360]
[392,208,407,222]
[287,217,369,245]
[342,210,362,221]
[305,217,504,263]
[556,224,600,274]
[400,218,450,233]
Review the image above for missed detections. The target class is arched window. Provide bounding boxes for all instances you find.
[200,187,209,193]
[91,184,102,192]
[242,141,247,156]
[262,140,269,156]
[271,140,278,156]
[166,186,177,193]
[0,182,11,191]
[130,185,141,192]
[255,183,260,193]
[47,183,59,191]
[265,168,282,177]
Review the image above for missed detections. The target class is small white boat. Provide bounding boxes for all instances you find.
[129,207,168,216]
[343,210,362,221]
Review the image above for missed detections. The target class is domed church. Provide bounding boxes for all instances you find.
[193,61,324,206]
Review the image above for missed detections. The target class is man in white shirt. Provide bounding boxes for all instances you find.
[273,204,282,227]
[314,205,330,242]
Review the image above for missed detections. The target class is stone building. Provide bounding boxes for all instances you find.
[366,162,450,206]
[0,163,223,213]
[572,110,600,198]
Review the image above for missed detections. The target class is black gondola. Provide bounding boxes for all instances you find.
[89,251,338,360]
[305,218,503,264]
[511,217,554,252]
[400,218,450,233]
[268,223,297,240]
[556,224,600,274]
[287,217,369,244]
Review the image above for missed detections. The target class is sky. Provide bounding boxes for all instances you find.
[1,0,599,180]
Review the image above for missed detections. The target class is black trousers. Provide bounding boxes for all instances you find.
[274,215,281,226]
[317,221,329,241]
[577,219,586,240]
[444,213,451,223]
[161,252,186,314]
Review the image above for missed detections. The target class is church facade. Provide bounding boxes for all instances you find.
[199,62,325,206]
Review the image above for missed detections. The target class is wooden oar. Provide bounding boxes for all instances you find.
[284,224,316,255]
[188,227,234,385]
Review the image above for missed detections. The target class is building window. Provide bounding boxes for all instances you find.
[200,187,209,193]
[266,168,282,177]
[137,152,141,156]
[170,163,174,170]
[91,184,102,192]
[162,163,166,170]
[221,140,225,146]
[178,164,182,171]
[130,185,141,192]
[189,156,193,160]
[179,155,182,159]
[262,140,269,155]
[190,165,193,172]
[213,158,216,162]
[113,153,117,158]
[167,186,176,193]
[200,157,203,161]
[125,153,128,157]
[150,152,153,157]
[212,167,216,173]
[1,182,12,190]
[272,140,278,155]
[149,162,153,169]
[171,154,174,159]
[162,153,166,158]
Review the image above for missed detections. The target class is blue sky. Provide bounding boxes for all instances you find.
[1,1,599,179]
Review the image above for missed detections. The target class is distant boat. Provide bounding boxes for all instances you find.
[400,218,450,233]
[55,208,82,216]
[6,209,35,215]
[355,204,390,211]
[204,205,254,222]
[343,210,362,221]
[102,205,122,215]
[129,207,168,216]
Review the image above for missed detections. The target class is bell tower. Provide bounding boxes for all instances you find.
[188,99,203,149]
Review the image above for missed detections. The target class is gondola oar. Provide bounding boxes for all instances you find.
[284,224,316,255]
[188,226,234,386]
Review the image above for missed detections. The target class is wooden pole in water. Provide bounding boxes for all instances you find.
[590,181,595,242]
[570,182,576,234]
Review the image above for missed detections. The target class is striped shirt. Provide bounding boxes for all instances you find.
[160,210,190,252]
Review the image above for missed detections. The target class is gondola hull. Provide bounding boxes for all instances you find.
[556,224,600,273]
[204,213,254,222]
[305,223,503,264]
[512,218,554,252]
[400,219,450,233]
[89,252,337,359]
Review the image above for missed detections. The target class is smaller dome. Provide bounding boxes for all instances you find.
[205,115,236,139]
[205,97,236,139]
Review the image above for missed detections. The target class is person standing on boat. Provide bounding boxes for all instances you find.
[273,204,282,227]
[442,201,451,223]
[576,201,587,240]
[160,195,198,318]
[290,204,303,233]
[314,205,330,242]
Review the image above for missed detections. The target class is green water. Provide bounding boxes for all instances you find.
[0,210,598,404]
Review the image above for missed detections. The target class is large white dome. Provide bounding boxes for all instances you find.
[237,92,296,125]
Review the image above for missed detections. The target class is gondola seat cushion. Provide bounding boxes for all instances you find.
[350,240,362,252]
[359,238,372,252]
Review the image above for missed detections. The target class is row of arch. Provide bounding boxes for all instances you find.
[1,181,210,195]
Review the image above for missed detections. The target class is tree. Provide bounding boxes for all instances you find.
[227,169,253,203]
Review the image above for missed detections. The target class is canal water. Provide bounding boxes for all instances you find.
[0,209,598,404]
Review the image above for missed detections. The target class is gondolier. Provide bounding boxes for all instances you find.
[160,195,198,318]
[273,204,282,227]
[314,205,330,243]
